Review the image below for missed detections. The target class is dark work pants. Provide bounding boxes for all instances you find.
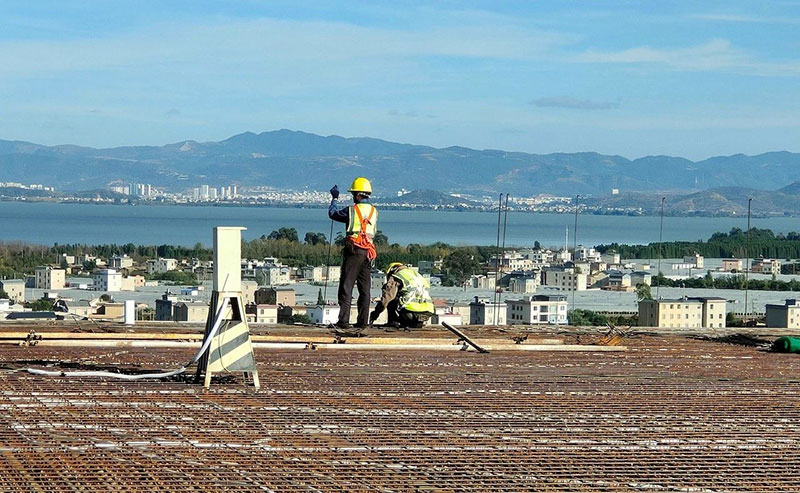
[387,298,431,329]
[337,244,371,326]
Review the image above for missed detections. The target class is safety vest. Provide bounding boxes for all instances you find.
[393,268,434,314]
[346,203,377,238]
[346,203,378,260]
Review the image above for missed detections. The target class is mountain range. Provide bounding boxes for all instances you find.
[1,129,799,199]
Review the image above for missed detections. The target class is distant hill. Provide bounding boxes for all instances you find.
[374,190,480,209]
[585,183,800,216]
[1,129,799,196]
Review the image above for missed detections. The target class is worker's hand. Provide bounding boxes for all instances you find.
[330,185,340,199]
[369,311,378,325]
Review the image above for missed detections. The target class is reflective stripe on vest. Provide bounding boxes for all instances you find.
[346,203,377,238]
[393,268,434,313]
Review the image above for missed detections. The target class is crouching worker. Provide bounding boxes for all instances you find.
[369,263,434,329]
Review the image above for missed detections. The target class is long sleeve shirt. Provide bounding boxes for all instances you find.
[373,276,401,316]
[328,198,349,224]
[329,197,372,224]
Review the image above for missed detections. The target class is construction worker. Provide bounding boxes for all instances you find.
[369,263,435,329]
[329,177,378,329]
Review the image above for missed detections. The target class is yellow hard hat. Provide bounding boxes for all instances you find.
[386,262,404,276]
[349,177,372,194]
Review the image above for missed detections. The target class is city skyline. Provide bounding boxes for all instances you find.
[1,1,799,160]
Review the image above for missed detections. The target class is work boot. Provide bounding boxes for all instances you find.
[334,321,351,330]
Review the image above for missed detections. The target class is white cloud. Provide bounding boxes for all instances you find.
[690,13,800,24]
[573,38,800,76]
[531,96,620,110]
[0,16,570,78]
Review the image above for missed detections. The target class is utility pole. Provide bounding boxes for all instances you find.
[497,194,510,325]
[493,194,503,325]
[656,197,665,299]
[744,198,752,324]
[571,194,580,319]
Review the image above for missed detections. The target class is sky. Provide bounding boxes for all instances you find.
[1,0,799,160]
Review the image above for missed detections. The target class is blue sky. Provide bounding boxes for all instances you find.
[1,0,799,159]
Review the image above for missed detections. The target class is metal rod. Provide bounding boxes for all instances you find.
[744,198,752,323]
[323,218,335,305]
[656,197,665,299]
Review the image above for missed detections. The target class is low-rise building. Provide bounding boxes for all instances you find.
[542,266,587,291]
[722,259,743,272]
[307,305,340,325]
[0,279,26,303]
[155,292,178,321]
[255,287,296,306]
[606,270,632,288]
[638,296,726,329]
[469,297,506,326]
[258,265,292,285]
[301,266,341,283]
[431,312,463,326]
[575,246,602,262]
[146,258,178,274]
[241,280,258,306]
[752,258,781,276]
[34,266,66,290]
[766,299,800,329]
[245,304,278,324]
[172,301,209,323]
[631,271,652,286]
[506,295,568,325]
[93,269,123,292]
[508,276,538,294]
[683,253,704,268]
[470,275,496,290]
[601,252,621,264]
[109,255,134,270]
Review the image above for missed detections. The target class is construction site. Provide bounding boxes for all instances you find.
[0,226,797,491]
[0,317,796,491]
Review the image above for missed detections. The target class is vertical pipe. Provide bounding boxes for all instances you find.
[656,197,666,299]
[571,195,580,319]
[744,198,752,323]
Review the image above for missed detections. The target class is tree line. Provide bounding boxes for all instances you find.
[597,228,800,260]
[0,227,502,286]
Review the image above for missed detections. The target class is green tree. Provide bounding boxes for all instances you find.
[287,313,313,324]
[304,232,327,245]
[267,227,299,242]
[635,283,652,301]
[0,288,8,300]
[26,298,54,311]
[443,250,481,286]
[317,288,324,306]
[374,230,389,246]
[568,309,609,326]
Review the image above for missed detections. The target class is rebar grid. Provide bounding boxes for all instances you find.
[0,335,799,491]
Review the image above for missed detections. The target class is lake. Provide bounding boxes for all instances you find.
[0,201,797,247]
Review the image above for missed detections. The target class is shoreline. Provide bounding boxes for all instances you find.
[0,197,794,219]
